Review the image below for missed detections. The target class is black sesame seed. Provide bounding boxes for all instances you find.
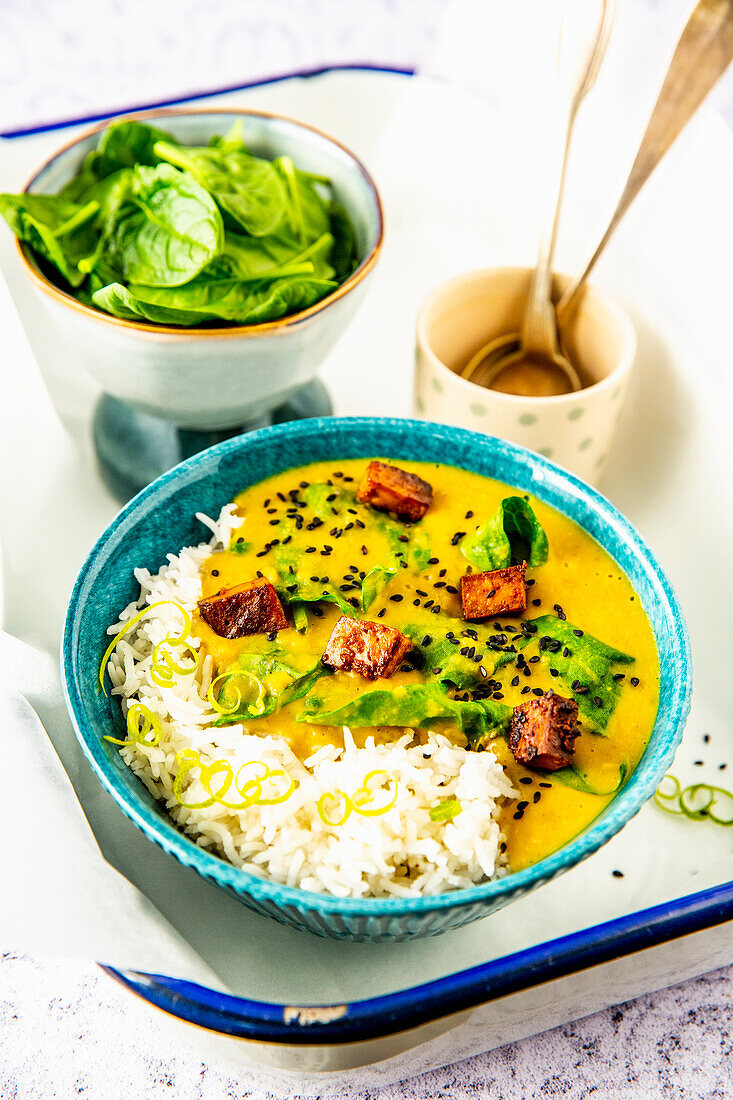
[532,688,544,696]
[612,870,624,879]
[516,801,529,812]
[432,667,442,675]
[573,629,584,638]
[513,811,524,821]
[694,760,704,766]
[377,608,386,618]
[550,669,559,677]
[422,635,432,647]
[306,547,316,554]
[630,676,640,687]
[431,606,441,615]
[521,686,531,695]
[519,776,533,786]
[312,607,324,618]
[389,594,403,602]
[446,585,459,595]
[427,557,439,565]
[450,531,466,545]
[529,655,540,664]
[211,569,219,577]
[465,510,474,519]
[398,534,409,544]
[703,734,710,743]
[533,791,541,803]
[266,631,277,642]
[539,782,552,789]
[361,545,368,555]
[593,697,603,708]
[511,676,520,687]
[532,598,541,606]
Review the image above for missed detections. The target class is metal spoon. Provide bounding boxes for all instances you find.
[557,0,733,321]
[463,0,615,394]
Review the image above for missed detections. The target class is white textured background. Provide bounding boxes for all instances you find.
[1,1,732,1097]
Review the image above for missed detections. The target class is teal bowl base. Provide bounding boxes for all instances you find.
[92,381,334,501]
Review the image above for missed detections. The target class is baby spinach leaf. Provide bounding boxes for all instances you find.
[91,273,336,325]
[272,155,331,246]
[328,201,359,281]
[549,761,628,796]
[214,646,325,726]
[298,682,512,742]
[0,193,101,287]
[406,624,516,690]
[218,230,335,282]
[108,164,224,287]
[154,139,289,237]
[276,576,353,617]
[462,496,549,572]
[513,615,634,733]
[361,564,397,611]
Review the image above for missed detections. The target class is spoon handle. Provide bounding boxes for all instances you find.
[522,0,615,352]
[558,0,733,316]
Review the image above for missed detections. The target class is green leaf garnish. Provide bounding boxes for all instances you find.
[429,798,461,822]
[298,682,511,743]
[462,496,549,572]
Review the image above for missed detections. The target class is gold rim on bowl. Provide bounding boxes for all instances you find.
[17,106,384,339]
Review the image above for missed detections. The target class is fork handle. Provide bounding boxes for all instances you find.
[558,0,733,317]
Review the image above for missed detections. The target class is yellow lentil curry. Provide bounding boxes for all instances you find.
[194,458,659,873]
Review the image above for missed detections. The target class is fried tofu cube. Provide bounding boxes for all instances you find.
[356,461,433,521]
[460,562,527,620]
[322,616,412,679]
[197,579,288,639]
[509,691,580,772]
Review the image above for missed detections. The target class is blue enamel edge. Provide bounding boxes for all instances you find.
[0,63,415,139]
[104,878,733,1043]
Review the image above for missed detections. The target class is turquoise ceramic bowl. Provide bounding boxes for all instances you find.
[62,418,692,942]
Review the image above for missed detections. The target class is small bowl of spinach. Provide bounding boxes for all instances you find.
[3,109,382,487]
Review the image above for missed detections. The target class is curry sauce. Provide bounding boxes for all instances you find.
[193,458,660,873]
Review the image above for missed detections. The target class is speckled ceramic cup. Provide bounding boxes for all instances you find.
[415,268,636,484]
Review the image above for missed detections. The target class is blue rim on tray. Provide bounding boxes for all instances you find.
[15,63,719,1046]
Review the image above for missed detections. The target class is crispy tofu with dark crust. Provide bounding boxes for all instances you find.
[198,579,288,639]
[322,616,412,679]
[356,461,433,522]
[460,562,527,620]
[509,691,580,771]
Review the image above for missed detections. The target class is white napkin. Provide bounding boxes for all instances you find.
[0,642,217,984]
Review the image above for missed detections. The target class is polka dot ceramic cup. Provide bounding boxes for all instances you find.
[415,268,636,485]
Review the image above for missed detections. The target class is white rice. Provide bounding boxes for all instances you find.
[105,506,516,898]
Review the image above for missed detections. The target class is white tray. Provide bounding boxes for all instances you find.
[1,67,732,1090]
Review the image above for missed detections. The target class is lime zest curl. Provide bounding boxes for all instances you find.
[99,601,197,696]
[654,774,733,826]
[104,701,163,748]
[172,749,297,811]
[207,670,267,718]
[317,771,399,827]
